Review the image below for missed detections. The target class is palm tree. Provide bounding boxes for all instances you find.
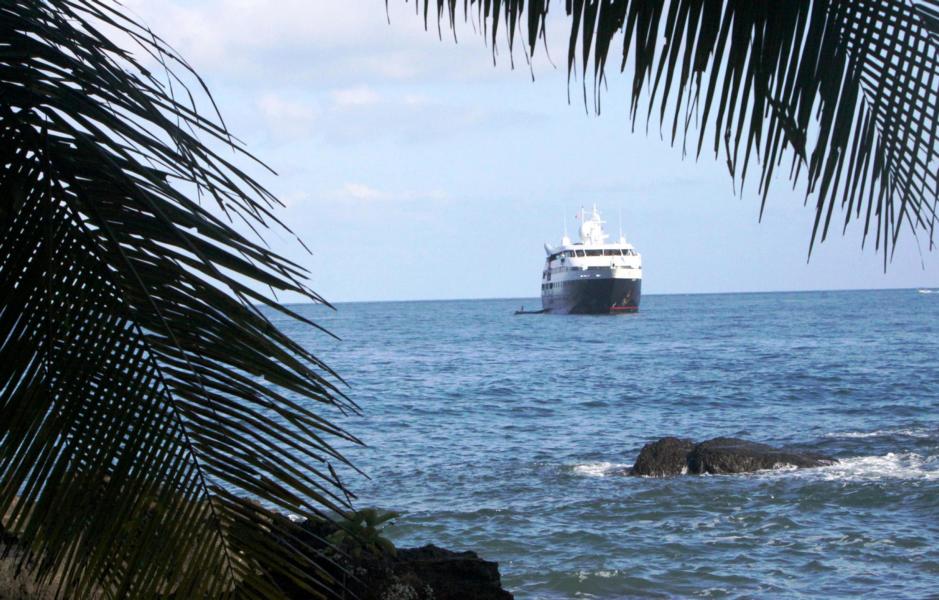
[3,1,937,599]
[2,1,358,598]
[401,0,939,264]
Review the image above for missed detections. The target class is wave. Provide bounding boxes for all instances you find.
[816,452,939,481]
[573,452,939,481]
[576,568,620,581]
[572,462,630,477]
[824,427,935,440]
[764,452,939,482]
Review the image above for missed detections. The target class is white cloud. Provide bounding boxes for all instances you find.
[111,1,561,150]
[338,183,448,204]
[279,191,310,209]
[246,85,543,147]
[402,94,430,106]
[256,93,317,140]
[122,0,559,87]
[331,86,381,108]
[342,183,384,201]
[257,94,316,121]
[318,98,544,145]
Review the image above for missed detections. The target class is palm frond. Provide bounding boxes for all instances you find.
[1,1,357,597]
[405,0,939,263]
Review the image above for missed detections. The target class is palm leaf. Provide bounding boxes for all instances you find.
[2,1,358,598]
[404,0,939,264]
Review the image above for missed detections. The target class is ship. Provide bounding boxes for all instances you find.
[540,206,642,314]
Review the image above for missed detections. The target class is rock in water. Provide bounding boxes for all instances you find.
[265,516,514,599]
[392,545,513,600]
[628,436,837,477]
[631,437,695,476]
[686,437,837,475]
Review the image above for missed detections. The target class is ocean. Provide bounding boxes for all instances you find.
[270,289,939,598]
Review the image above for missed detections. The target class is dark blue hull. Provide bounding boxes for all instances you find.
[542,277,641,314]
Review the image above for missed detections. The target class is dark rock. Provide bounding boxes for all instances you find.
[687,437,837,475]
[627,436,837,478]
[631,437,695,477]
[267,516,513,600]
[392,545,513,600]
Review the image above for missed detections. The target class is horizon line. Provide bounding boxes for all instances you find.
[285,285,929,306]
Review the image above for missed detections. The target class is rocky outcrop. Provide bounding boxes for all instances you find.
[686,437,837,475]
[631,437,695,476]
[630,436,836,477]
[390,545,512,600]
[269,517,513,600]
[2,504,513,600]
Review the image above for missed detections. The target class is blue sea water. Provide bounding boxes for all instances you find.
[273,289,939,598]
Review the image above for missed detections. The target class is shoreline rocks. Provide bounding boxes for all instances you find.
[390,545,512,600]
[631,436,837,477]
[271,517,513,600]
[1,510,513,600]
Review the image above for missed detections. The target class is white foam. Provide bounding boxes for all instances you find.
[573,451,939,481]
[824,428,934,439]
[820,453,939,481]
[572,462,629,477]
[576,569,620,582]
[762,452,939,482]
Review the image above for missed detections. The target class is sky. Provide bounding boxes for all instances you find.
[122,0,938,302]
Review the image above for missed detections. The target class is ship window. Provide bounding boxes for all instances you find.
[576,250,585,257]
[603,249,619,256]
[585,249,603,256]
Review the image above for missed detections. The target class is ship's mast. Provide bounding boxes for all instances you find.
[618,208,626,244]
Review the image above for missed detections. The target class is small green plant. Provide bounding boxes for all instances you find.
[328,508,399,560]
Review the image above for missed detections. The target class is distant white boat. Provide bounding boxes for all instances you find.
[917,289,935,294]
[540,205,642,314]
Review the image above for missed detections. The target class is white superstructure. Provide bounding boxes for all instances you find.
[540,205,642,314]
